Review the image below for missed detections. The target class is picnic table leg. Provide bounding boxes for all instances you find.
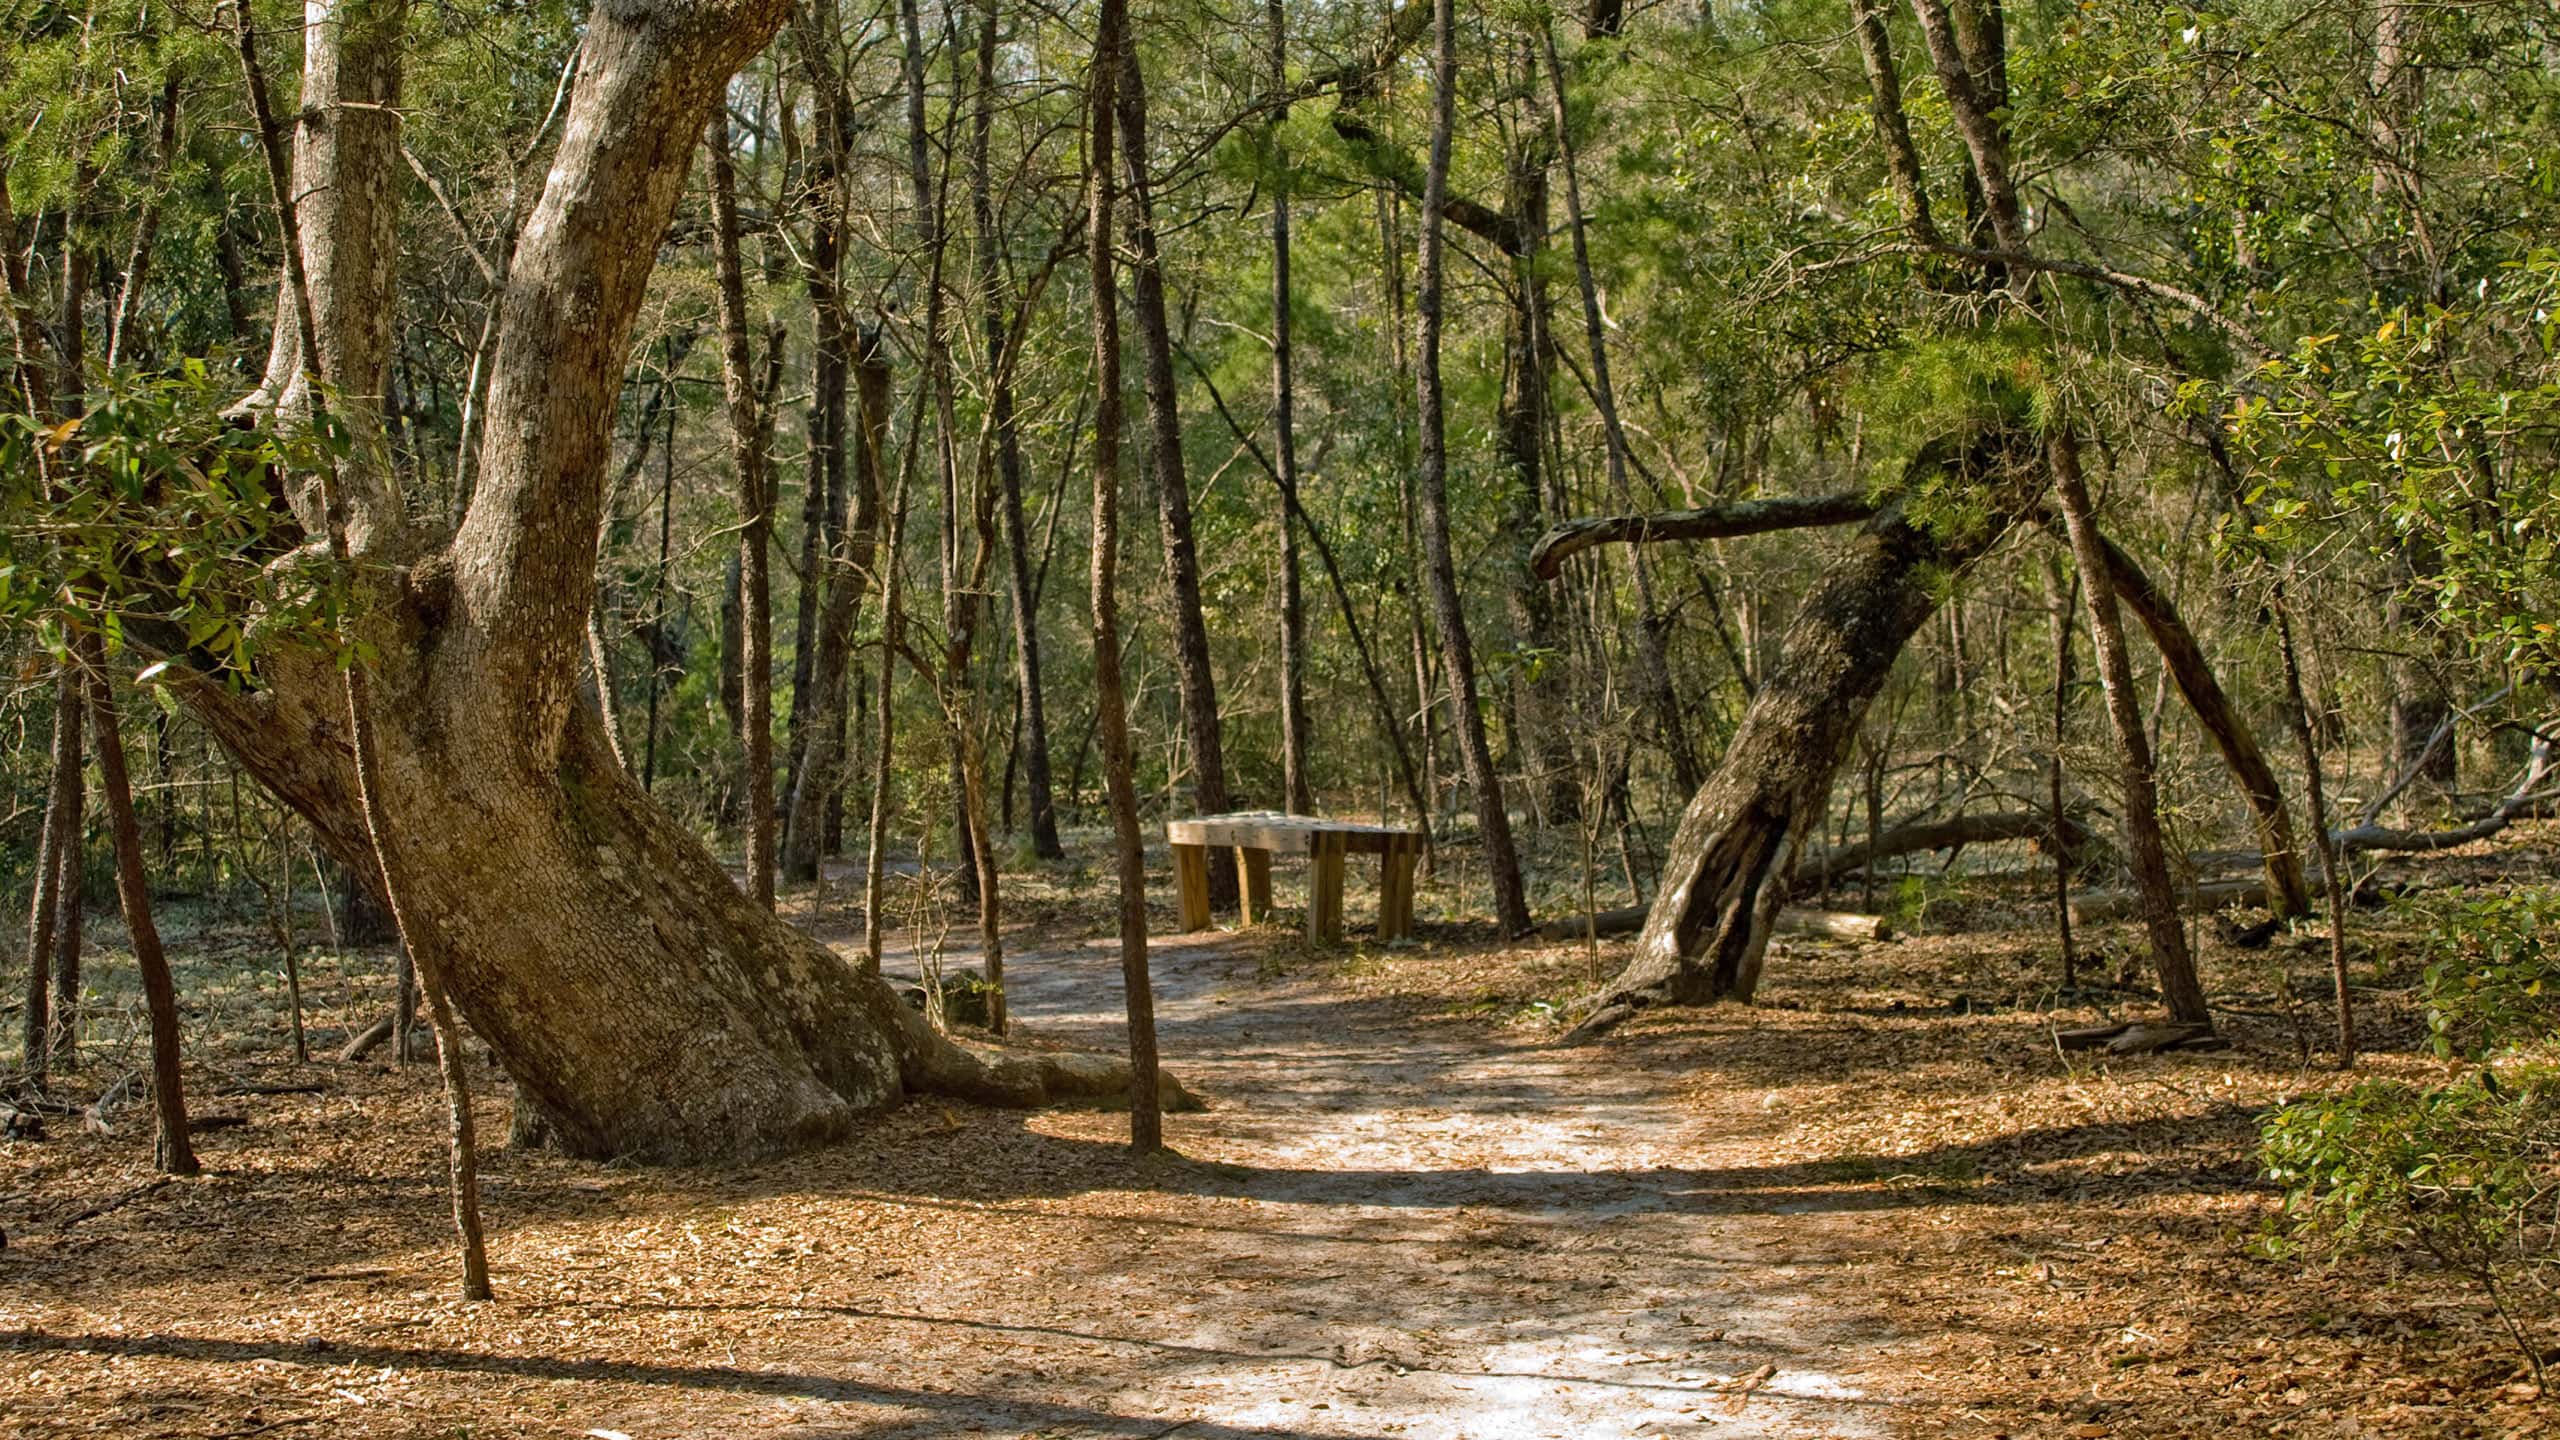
[1174,842,1213,931]
[1236,847,1273,926]
[1307,832,1346,945]
[1379,840,1419,941]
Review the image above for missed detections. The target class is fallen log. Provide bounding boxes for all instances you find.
[1794,809,2088,893]
[337,1014,395,1061]
[1540,904,1893,943]
[2068,878,2265,925]
[2055,1021,2222,1055]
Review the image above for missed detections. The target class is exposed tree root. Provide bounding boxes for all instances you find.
[861,969,1203,1114]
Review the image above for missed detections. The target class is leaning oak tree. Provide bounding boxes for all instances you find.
[127,0,1158,1165]
[1561,429,2044,1038]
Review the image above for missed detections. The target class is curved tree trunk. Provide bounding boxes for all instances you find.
[1566,431,2038,1037]
[130,0,1164,1166]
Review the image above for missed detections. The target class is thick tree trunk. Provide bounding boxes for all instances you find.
[2048,429,2211,1026]
[1566,431,2037,1037]
[1118,39,1237,906]
[1419,0,1532,936]
[128,0,1167,1167]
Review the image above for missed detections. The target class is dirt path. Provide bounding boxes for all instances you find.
[3,915,1912,1440]
[778,927,1905,1439]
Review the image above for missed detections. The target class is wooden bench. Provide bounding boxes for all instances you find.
[1166,812,1425,944]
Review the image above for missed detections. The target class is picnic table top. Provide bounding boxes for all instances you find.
[1165,811,1424,853]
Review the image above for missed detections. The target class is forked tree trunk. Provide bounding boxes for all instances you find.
[1566,430,2038,1038]
[132,0,1166,1165]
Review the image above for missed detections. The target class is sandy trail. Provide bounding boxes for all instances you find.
[2,906,1911,1440]
[792,925,1904,1439]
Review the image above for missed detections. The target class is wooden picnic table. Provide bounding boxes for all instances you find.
[1166,812,1425,944]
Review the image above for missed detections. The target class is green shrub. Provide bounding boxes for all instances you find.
[2260,889,2560,1379]
[2415,888,2560,1060]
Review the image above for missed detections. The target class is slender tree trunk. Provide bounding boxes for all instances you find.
[2047,428,2210,1026]
[1851,0,1941,245]
[1495,127,1576,823]
[1538,21,1698,795]
[83,665,198,1175]
[1090,0,1162,1151]
[1418,0,1532,936]
[107,75,184,369]
[1268,0,1314,815]
[708,111,777,909]
[1118,37,1238,906]
[2078,527,2312,918]
[863,394,918,976]
[2045,558,2079,987]
[783,320,881,885]
[980,0,1066,858]
[20,670,81,1091]
[2273,578,2356,1062]
[49,708,86,1068]
[1907,0,2027,265]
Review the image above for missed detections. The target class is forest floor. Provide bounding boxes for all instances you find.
[3,830,2557,1438]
